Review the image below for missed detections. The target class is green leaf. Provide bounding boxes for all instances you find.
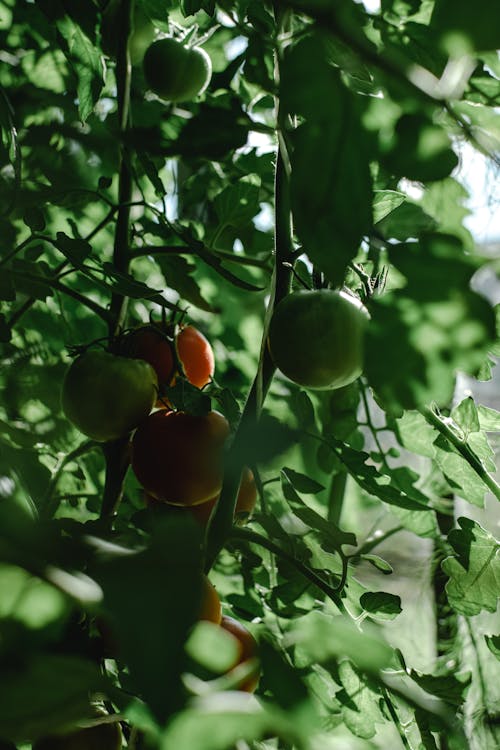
[365,235,496,411]
[360,591,402,620]
[281,467,325,494]
[434,438,488,507]
[93,517,205,723]
[396,410,438,459]
[156,255,215,313]
[362,554,393,575]
[373,190,406,224]
[289,504,357,550]
[336,660,385,739]
[68,22,105,122]
[443,517,500,616]
[182,0,215,16]
[289,610,393,673]
[478,405,500,431]
[485,635,500,661]
[55,232,92,266]
[431,0,500,53]
[382,114,458,182]
[0,654,108,742]
[174,102,249,160]
[283,34,372,286]
[409,670,471,707]
[451,396,480,436]
[185,621,240,674]
[213,179,261,228]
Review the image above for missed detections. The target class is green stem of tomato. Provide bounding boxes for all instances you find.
[100,435,131,521]
[230,526,347,613]
[102,0,134,522]
[109,0,134,336]
[422,406,500,502]
[205,8,295,570]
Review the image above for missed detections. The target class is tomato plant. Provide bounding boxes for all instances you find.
[131,409,229,505]
[268,289,369,390]
[142,37,212,102]
[61,350,158,442]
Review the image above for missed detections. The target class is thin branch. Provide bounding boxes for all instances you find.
[230,526,346,612]
[205,8,295,569]
[40,440,100,519]
[422,406,500,502]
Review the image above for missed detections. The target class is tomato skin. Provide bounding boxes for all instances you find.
[61,350,158,442]
[268,289,369,390]
[122,327,175,386]
[199,576,222,624]
[176,325,215,389]
[146,466,256,526]
[143,38,212,102]
[220,616,260,693]
[131,409,229,506]
[33,717,122,750]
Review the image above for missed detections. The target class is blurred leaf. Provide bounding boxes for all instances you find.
[383,114,458,182]
[283,34,372,286]
[431,0,500,52]
[443,517,500,615]
[93,517,205,722]
[174,102,249,160]
[289,610,393,673]
[186,621,240,674]
[0,654,107,742]
[365,235,496,412]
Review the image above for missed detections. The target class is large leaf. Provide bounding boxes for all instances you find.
[443,518,500,616]
[365,234,496,411]
[282,34,372,285]
[92,517,206,723]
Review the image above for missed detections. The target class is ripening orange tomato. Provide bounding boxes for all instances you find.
[131,409,230,506]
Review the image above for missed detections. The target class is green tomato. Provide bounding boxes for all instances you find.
[33,719,122,750]
[268,289,369,390]
[142,37,212,102]
[61,350,158,442]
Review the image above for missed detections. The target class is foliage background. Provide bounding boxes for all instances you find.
[0,1,499,749]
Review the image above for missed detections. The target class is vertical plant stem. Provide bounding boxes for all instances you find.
[327,468,348,525]
[205,7,295,569]
[100,436,131,521]
[102,0,134,520]
[109,0,134,336]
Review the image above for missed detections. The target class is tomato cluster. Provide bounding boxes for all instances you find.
[61,322,260,694]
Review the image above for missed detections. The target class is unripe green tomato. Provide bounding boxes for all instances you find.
[268,289,369,390]
[33,718,122,750]
[142,37,212,101]
[61,350,158,442]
